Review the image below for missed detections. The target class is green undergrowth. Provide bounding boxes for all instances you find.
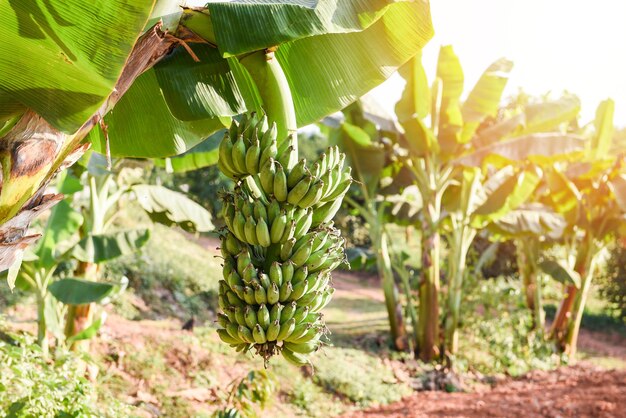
[104,224,222,322]
[0,327,130,417]
[456,275,562,376]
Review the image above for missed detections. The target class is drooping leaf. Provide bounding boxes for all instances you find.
[456,133,586,167]
[545,168,581,225]
[0,0,155,133]
[591,99,614,158]
[35,200,83,269]
[132,185,214,232]
[472,167,541,226]
[539,260,581,289]
[154,129,225,172]
[153,44,247,121]
[71,229,150,263]
[521,96,581,134]
[488,203,566,240]
[610,174,626,213]
[6,251,23,291]
[88,69,228,158]
[183,2,434,129]
[461,58,513,142]
[396,52,430,122]
[473,113,525,148]
[207,1,411,57]
[435,45,464,147]
[341,122,386,193]
[48,278,115,305]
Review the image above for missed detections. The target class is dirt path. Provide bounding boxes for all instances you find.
[342,365,626,418]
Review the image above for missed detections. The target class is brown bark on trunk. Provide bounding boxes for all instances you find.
[549,285,578,347]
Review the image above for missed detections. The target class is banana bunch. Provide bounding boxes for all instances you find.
[216,112,352,366]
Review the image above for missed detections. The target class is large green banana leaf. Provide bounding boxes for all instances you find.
[4,0,433,161]
[0,0,154,132]
[104,0,433,158]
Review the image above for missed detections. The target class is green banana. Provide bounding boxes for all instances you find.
[273,163,288,201]
[269,262,283,287]
[280,301,297,324]
[270,303,283,323]
[289,279,308,301]
[256,217,271,247]
[235,307,246,326]
[281,348,311,367]
[253,283,268,305]
[270,211,287,243]
[259,140,278,169]
[281,261,294,284]
[292,266,308,285]
[276,318,296,341]
[279,280,293,302]
[267,282,280,305]
[280,238,296,261]
[244,216,258,245]
[232,211,247,242]
[287,175,313,206]
[291,242,314,267]
[238,325,254,344]
[253,324,267,344]
[257,304,270,329]
[267,320,280,341]
[231,135,247,174]
[297,180,324,208]
[217,329,241,345]
[293,306,309,324]
[242,287,256,305]
[287,158,307,188]
[260,159,276,196]
[294,209,313,237]
[245,139,261,174]
[244,306,258,329]
[285,323,312,342]
[284,340,319,354]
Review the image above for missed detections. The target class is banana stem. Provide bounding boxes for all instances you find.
[239,50,298,164]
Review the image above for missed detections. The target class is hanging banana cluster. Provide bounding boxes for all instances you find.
[216,112,352,366]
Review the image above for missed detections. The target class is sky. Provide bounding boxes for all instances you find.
[368,0,626,127]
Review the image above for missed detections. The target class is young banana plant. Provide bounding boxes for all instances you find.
[395,46,583,362]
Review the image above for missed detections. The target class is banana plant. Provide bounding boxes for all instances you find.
[63,153,213,350]
[441,164,542,355]
[12,171,146,356]
[328,100,410,351]
[395,46,584,361]
[0,0,434,274]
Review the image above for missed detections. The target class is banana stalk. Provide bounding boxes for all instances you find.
[239,50,298,168]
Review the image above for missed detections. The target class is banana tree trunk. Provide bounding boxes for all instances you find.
[444,223,475,357]
[564,262,596,359]
[0,23,177,270]
[516,238,544,330]
[418,220,440,362]
[65,260,99,351]
[549,237,591,348]
[374,224,407,351]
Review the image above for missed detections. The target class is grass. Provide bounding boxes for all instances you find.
[105,224,222,322]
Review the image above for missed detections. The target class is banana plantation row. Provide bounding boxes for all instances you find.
[0,0,622,389]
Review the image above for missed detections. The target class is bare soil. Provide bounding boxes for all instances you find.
[342,365,626,418]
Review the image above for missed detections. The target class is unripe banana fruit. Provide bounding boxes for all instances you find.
[216,112,351,366]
